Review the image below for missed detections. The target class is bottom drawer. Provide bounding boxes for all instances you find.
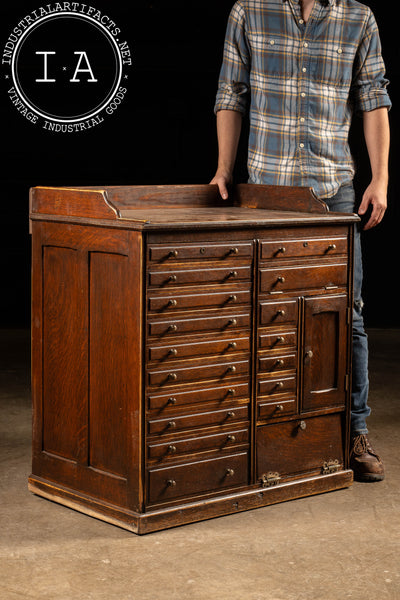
[256,414,344,481]
[147,452,248,505]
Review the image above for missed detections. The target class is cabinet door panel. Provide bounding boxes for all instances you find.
[302,295,348,410]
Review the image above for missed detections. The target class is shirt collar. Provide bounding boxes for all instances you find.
[283,0,336,4]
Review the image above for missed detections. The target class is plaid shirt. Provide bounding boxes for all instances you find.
[214,0,391,198]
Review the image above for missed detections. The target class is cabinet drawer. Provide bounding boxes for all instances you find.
[256,414,344,480]
[258,398,297,420]
[147,405,249,435]
[147,382,250,411]
[260,263,347,294]
[147,358,249,387]
[258,352,297,374]
[258,375,297,396]
[147,452,249,504]
[148,333,250,363]
[259,299,298,326]
[260,237,347,260]
[148,288,251,313]
[148,312,250,337]
[149,242,253,262]
[259,330,297,350]
[149,265,251,287]
[147,428,249,461]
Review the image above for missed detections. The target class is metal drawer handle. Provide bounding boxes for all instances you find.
[169,250,178,258]
[328,244,337,251]
[168,373,178,381]
[227,411,236,418]
[277,309,285,317]
[168,299,177,307]
[305,350,313,359]
[275,359,284,367]
[168,348,178,356]
[228,295,237,302]
[168,421,177,429]
[227,365,236,373]
[230,247,239,254]
[275,381,284,389]
[277,246,286,254]
[228,342,237,350]
[299,420,307,431]
[228,318,237,326]
[168,275,177,282]
[227,435,236,443]
[276,404,284,412]
[166,479,177,487]
[168,324,177,332]
[227,389,236,396]
[230,271,238,278]
[225,468,235,477]
[168,397,177,405]
[277,336,285,343]
[168,445,177,454]
[277,276,285,283]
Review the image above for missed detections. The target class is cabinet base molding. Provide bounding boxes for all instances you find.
[28,471,353,535]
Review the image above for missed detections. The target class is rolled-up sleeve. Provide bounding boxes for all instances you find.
[351,10,391,114]
[214,1,251,115]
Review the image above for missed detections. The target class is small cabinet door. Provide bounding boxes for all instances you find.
[302,294,349,411]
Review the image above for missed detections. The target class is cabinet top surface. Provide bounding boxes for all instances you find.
[30,184,359,230]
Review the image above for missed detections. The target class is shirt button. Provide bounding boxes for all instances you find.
[299,19,304,24]
[303,42,309,48]
[302,67,307,73]
[299,143,305,148]
[300,92,306,97]
[337,48,343,54]
[270,40,275,45]
[300,117,305,122]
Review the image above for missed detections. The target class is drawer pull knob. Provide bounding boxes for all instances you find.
[227,389,236,396]
[276,359,284,366]
[168,275,177,282]
[166,479,177,487]
[277,246,286,254]
[275,381,284,389]
[228,318,237,326]
[277,310,286,317]
[228,295,237,302]
[168,421,177,429]
[168,445,177,454]
[230,247,239,254]
[299,420,307,431]
[328,244,337,251]
[227,411,236,418]
[277,276,285,283]
[168,299,178,307]
[277,336,285,343]
[228,342,237,349]
[168,348,178,356]
[168,324,178,332]
[305,350,313,359]
[276,404,284,412]
[168,373,178,380]
[227,435,236,443]
[230,271,238,278]
[169,250,178,258]
[225,468,235,477]
[168,397,177,405]
[227,365,237,373]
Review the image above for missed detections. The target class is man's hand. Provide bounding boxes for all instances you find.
[358,180,387,230]
[210,168,232,200]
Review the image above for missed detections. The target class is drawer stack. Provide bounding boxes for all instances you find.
[255,227,350,485]
[145,239,254,506]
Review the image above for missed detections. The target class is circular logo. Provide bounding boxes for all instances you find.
[2,5,132,132]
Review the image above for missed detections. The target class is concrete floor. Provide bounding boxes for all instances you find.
[0,328,399,600]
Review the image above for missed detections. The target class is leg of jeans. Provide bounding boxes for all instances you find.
[324,183,370,434]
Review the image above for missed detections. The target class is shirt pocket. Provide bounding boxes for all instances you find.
[247,32,296,79]
[313,41,356,87]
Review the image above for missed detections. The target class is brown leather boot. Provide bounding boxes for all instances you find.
[350,434,385,482]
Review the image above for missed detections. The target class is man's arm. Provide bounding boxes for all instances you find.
[210,109,243,199]
[358,108,390,230]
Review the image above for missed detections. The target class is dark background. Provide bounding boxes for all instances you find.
[0,1,398,329]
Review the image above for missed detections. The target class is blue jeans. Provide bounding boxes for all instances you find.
[324,182,370,434]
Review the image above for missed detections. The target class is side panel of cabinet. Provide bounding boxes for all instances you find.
[31,222,143,511]
[302,294,348,411]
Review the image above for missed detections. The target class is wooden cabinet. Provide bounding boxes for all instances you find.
[28,184,357,534]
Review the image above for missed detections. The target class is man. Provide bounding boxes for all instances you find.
[211,0,391,481]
